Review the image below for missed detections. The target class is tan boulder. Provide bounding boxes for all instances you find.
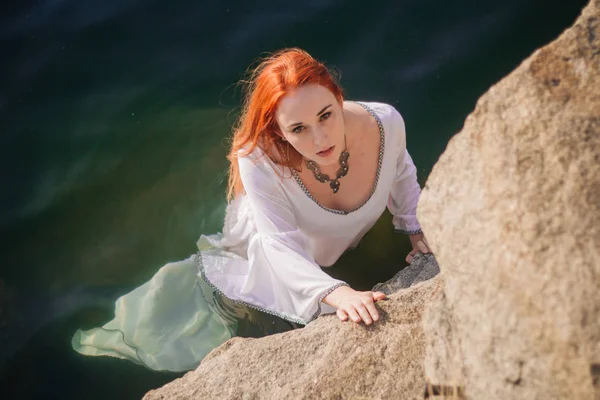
[144,253,442,400]
[418,1,600,399]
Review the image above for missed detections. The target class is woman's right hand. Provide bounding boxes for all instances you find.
[322,286,387,325]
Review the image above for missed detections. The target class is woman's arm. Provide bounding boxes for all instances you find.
[385,107,431,261]
[388,148,422,235]
[238,151,350,324]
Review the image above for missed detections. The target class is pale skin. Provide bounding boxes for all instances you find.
[274,84,431,325]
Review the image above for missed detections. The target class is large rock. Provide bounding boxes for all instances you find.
[418,1,600,399]
[144,253,441,400]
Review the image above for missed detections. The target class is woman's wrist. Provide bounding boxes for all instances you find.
[322,285,353,308]
[409,232,425,248]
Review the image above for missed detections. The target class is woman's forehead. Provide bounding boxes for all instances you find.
[276,84,336,122]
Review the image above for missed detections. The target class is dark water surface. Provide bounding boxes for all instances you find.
[0,0,588,398]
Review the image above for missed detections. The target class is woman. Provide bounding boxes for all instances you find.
[72,48,430,372]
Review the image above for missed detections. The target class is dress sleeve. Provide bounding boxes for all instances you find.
[386,109,423,235]
[237,153,348,324]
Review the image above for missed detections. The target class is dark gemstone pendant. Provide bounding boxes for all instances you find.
[305,147,349,194]
[330,180,340,193]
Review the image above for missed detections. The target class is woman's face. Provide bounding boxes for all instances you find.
[275,84,345,167]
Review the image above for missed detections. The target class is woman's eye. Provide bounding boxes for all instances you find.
[320,112,332,121]
[292,126,305,133]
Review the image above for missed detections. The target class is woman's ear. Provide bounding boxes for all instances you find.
[274,129,287,142]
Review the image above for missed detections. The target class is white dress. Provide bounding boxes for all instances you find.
[71,101,422,372]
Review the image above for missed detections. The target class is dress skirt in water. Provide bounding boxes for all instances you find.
[71,197,311,372]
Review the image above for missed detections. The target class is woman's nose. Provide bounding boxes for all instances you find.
[313,127,328,146]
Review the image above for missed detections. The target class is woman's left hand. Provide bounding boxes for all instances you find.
[406,233,431,264]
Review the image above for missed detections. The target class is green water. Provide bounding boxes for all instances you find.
[0,0,589,398]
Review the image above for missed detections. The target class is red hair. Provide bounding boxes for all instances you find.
[226,48,344,201]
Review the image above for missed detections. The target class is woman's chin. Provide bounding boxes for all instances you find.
[308,157,337,167]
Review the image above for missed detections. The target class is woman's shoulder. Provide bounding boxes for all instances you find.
[237,144,285,183]
[346,101,405,137]
[346,100,398,115]
[238,144,271,169]
[346,101,404,130]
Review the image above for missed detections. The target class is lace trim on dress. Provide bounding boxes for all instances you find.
[393,228,423,235]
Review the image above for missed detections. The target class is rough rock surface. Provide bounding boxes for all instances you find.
[373,253,440,295]
[144,253,441,400]
[418,1,600,399]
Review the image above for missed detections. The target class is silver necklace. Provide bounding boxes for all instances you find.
[305,135,349,194]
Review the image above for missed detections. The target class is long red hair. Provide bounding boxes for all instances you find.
[226,48,344,201]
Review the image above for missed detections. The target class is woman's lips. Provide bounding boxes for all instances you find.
[317,145,335,157]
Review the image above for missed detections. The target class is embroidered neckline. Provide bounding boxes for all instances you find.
[291,101,385,216]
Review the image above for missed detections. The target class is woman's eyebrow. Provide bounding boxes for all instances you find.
[316,104,332,116]
[287,104,333,129]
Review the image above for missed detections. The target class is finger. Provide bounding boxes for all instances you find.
[372,291,387,302]
[354,304,372,325]
[406,253,414,264]
[363,300,380,322]
[336,309,348,321]
[418,240,429,254]
[423,237,433,254]
[347,307,362,324]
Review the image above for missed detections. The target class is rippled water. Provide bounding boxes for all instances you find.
[0,0,588,398]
